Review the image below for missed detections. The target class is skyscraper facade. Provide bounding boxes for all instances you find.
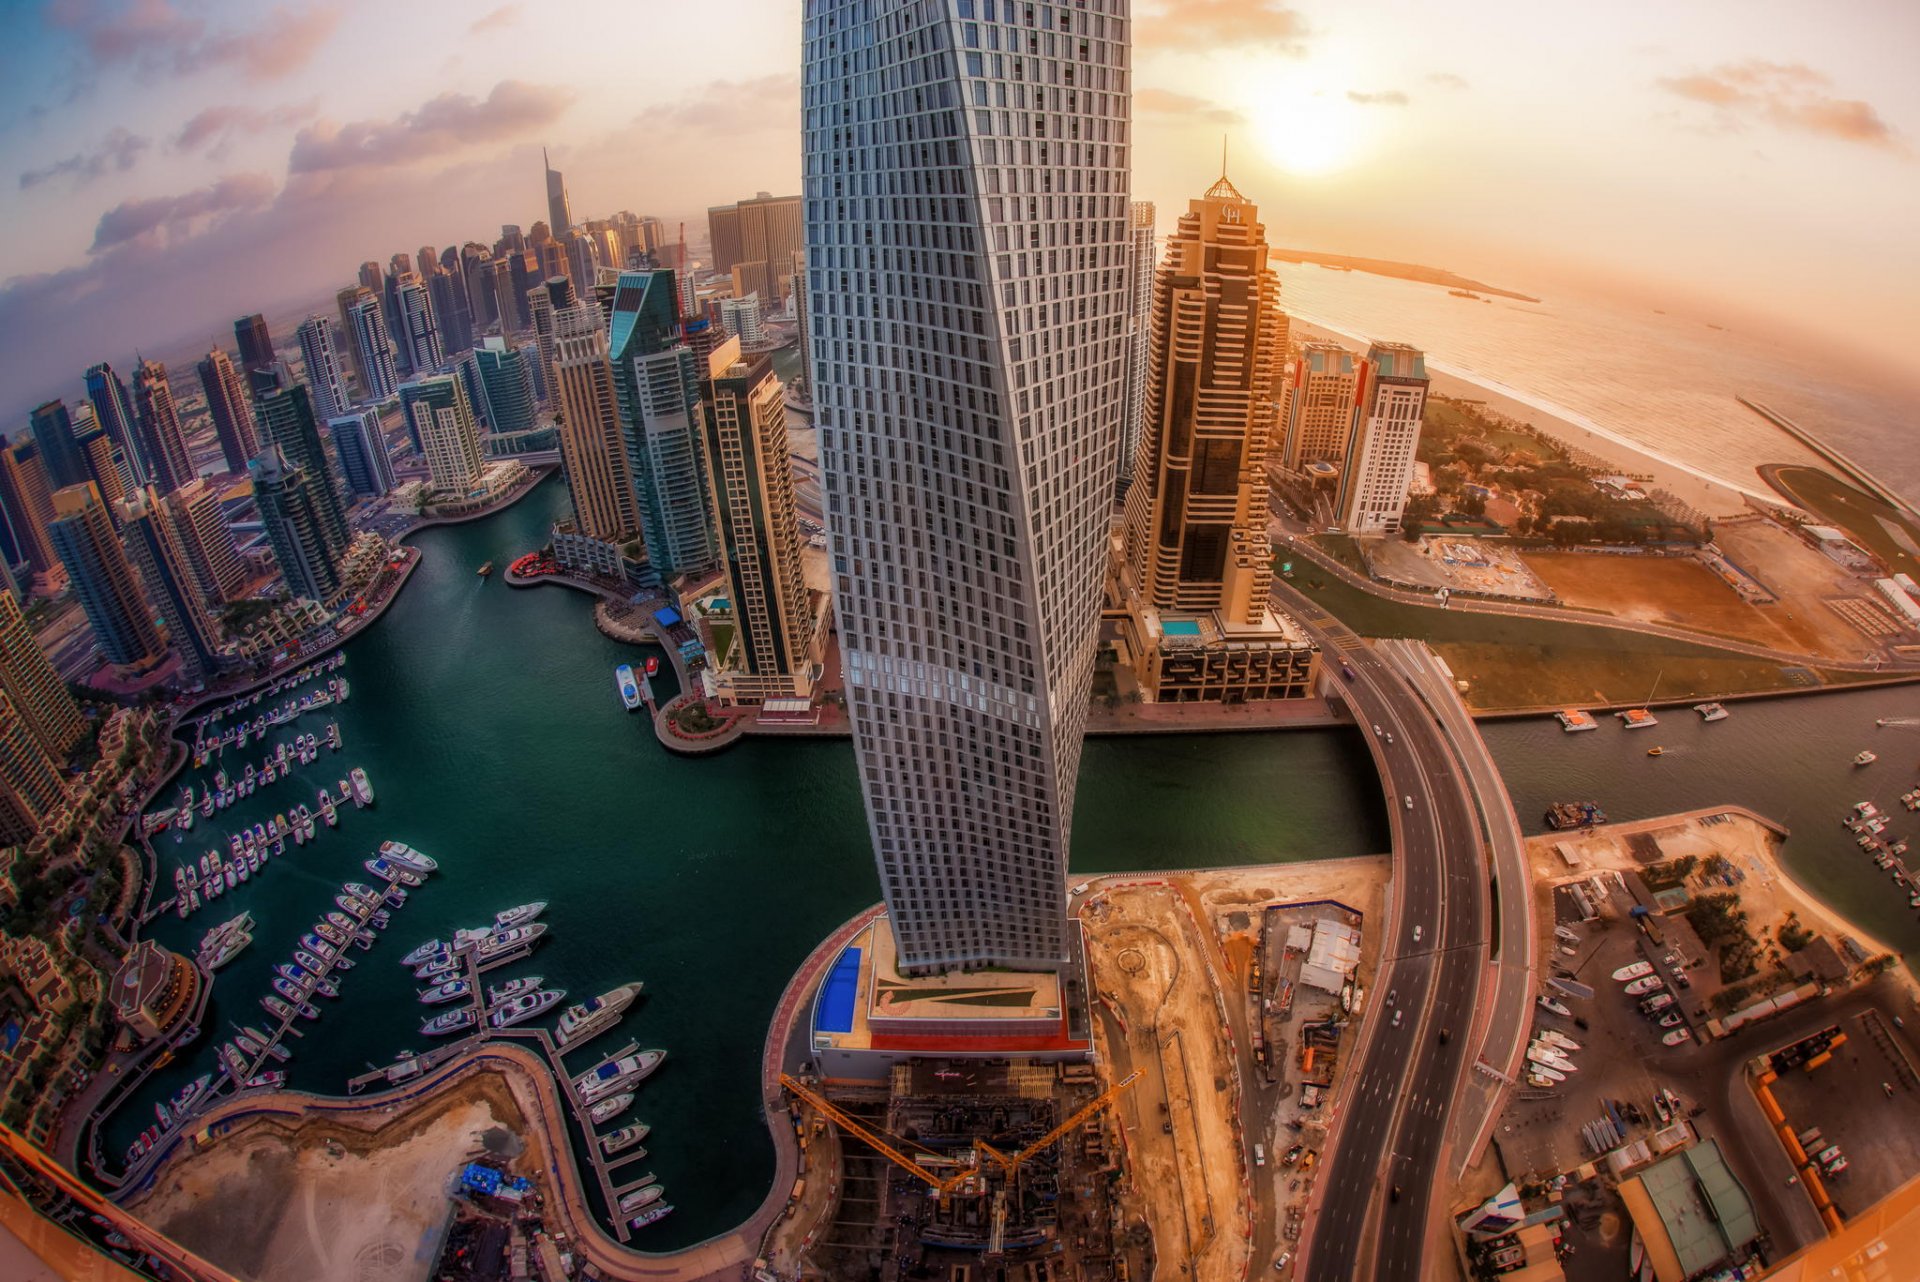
[427,267,473,359]
[544,148,572,235]
[1280,341,1361,470]
[707,192,802,304]
[160,479,248,607]
[341,288,400,402]
[400,378,486,496]
[699,337,814,703]
[394,275,444,374]
[546,281,640,544]
[84,362,145,484]
[28,401,90,491]
[717,293,765,346]
[0,691,67,844]
[73,407,129,518]
[249,448,342,604]
[234,314,275,374]
[119,487,221,685]
[470,339,539,434]
[0,591,84,759]
[605,269,716,577]
[254,384,350,558]
[1337,342,1430,535]
[802,0,1131,974]
[132,359,196,492]
[294,316,351,421]
[327,411,397,499]
[1117,200,1157,497]
[48,482,167,676]
[196,347,260,474]
[0,443,59,581]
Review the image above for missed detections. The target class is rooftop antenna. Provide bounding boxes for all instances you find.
[1221,134,1229,181]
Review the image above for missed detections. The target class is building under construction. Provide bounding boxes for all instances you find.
[785,1059,1148,1281]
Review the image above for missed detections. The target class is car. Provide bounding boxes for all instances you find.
[1389,1184,1402,1203]
[1403,795,1414,809]
[1254,1143,1266,1167]
[1438,1027,1451,1044]
[1413,925,1423,942]
[1384,731,1393,743]
[1392,1009,1403,1027]
[1273,1252,1292,1272]
[1282,1144,1305,1166]
[1372,724,1382,736]
[1387,988,1398,1005]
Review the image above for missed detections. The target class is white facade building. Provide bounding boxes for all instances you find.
[1338,342,1429,534]
[1117,200,1155,497]
[294,315,351,421]
[718,293,765,346]
[803,0,1132,974]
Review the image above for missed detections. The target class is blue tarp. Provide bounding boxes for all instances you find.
[653,606,683,628]
[816,946,863,1034]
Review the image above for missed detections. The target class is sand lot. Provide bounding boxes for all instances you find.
[128,1075,525,1282]
[1713,519,1889,658]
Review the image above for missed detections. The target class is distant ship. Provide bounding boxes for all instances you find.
[616,664,643,712]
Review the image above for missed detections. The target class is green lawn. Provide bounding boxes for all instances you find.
[708,621,736,663]
[1767,465,1920,583]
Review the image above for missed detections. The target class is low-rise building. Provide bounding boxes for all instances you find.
[110,939,199,1045]
[1616,1139,1761,1282]
[0,935,77,1016]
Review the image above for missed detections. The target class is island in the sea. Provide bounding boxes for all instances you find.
[1268,246,1543,303]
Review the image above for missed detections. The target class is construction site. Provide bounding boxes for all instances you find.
[781,1061,1145,1281]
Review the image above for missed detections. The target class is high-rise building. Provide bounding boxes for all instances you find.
[707,192,802,304]
[489,255,524,333]
[1280,341,1361,470]
[1337,343,1430,535]
[196,347,260,474]
[118,487,221,685]
[399,377,486,496]
[72,406,129,518]
[0,691,68,844]
[249,447,342,604]
[132,359,196,492]
[84,362,145,484]
[545,279,639,544]
[254,383,350,560]
[544,147,572,235]
[470,338,539,434]
[699,337,815,703]
[340,288,400,402]
[1114,177,1317,705]
[48,482,167,676]
[605,269,715,577]
[160,478,248,607]
[790,250,812,399]
[427,267,473,359]
[564,232,604,299]
[803,1,1130,974]
[294,316,350,421]
[233,314,275,374]
[28,401,90,491]
[1118,201,1157,498]
[0,590,85,759]
[383,261,414,379]
[0,442,59,581]
[717,293,764,346]
[393,275,444,374]
[327,411,396,499]
[358,260,385,294]
[525,279,560,404]
[462,244,499,334]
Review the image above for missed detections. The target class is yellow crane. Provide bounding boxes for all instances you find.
[776,1069,1141,1205]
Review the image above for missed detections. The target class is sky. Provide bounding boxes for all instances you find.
[1,0,1916,422]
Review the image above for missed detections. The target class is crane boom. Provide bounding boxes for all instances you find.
[779,1073,962,1193]
[981,1070,1141,1172]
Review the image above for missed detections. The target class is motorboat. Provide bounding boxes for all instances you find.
[589,1092,634,1125]
[1611,961,1654,982]
[555,983,644,1049]
[420,979,471,1005]
[380,843,439,874]
[493,901,545,929]
[1624,975,1665,996]
[486,976,543,1005]
[487,988,565,1029]
[619,1185,665,1214]
[1855,751,1878,766]
[628,1203,673,1230]
[601,1124,650,1156]
[1662,1027,1693,1046]
[422,1007,478,1037]
[1537,996,1571,1017]
[575,1050,667,1102]
[473,924,546,961]
[616,664,643,711]
[401,939,445,967]
[364,857,424,886]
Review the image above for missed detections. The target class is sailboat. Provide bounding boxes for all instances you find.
[1616,669,1661,730]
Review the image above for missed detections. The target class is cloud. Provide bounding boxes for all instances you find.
[90,172,276,251]
[1135,87,1245,125]
[19,128,150,190]
[173,101,320,158]
[1656,61,1905,152]
[45,0,342,82]
[470,4,521,33]
[1138,0,1311,54]
[1347,90,1409,107]
[1426,72,1469,91]
[629,75,800,134]
[289,81,574,174]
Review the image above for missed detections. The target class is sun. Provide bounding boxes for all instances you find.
[1251,86,1366,177]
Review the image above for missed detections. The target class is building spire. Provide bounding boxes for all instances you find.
[1204,136,1245,201]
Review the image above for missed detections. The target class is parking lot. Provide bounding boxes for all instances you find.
[1767,1009,1920,1220]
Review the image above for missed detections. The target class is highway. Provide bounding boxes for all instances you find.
[1270,580,1490,1281]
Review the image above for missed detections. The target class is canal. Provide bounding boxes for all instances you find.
[114,473,1390,1249]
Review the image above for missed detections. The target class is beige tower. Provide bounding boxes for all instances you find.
[161,479,249,606]
[545,282,639,543]
[1280,341,1361,470]
[0,592,84,759]
[0,690,68,844]
[1113,176,1318,705]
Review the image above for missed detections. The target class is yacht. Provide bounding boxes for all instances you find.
[601,1123,650,1156]
[1694,702,1728,722]
[422,1007,478,1036]
[414,953,461,981]
[616,664,643,712]
[487,988,565,1029]
[197,913,254,970]
[314,921,349,946]
[619,1185,665,1215]
[365,857,424,887]
[493,900,544,928]
[486,976,543,1005]
[349,768,374,807]
[1624,975,1665,996]
[588,1092,634,1125]
[474,924,547,961]
[419,979,472,1005]
[319,791,338,827]
[555,983,644,1049]
[401,939,445,967]
[380,842,439,874]
[575,1050,667,1102]
[1611,961,1654,982]
[628,1203,673,1230]
[293,948,333,976]
[244,1071,288,1090]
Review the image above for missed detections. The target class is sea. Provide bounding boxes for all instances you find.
[1271,262,1920,508]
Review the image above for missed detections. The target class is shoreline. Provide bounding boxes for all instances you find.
[1288,311,1787,519]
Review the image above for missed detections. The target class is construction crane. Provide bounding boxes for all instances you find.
[778,1069,1141,1204]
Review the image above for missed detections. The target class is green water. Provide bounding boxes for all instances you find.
[114,474,1389,1249]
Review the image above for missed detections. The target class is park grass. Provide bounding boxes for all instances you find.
[1283,564,1873,710]
[1767,465,1920,583]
